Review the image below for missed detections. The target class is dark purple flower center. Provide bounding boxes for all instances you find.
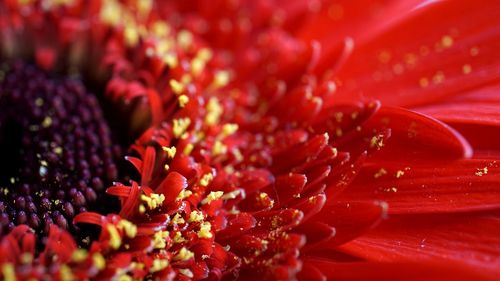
[0,62,120,237]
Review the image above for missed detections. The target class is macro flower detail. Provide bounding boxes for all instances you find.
[1,0,500,281]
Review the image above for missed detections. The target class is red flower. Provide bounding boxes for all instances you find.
[1,1,499,281]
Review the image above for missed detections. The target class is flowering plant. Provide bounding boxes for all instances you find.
[0,1,499,280]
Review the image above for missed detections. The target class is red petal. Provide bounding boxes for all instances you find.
[155,171,188,204]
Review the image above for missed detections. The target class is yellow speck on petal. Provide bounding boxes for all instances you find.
[179,269,194,278]
[141,193,165,209]
[137,0,153,16]
[173,247,194,261]
[222,123,239,136]
[177,30,193,49]
[395,170,405,178]
[172,213,185,225]
[100,0,122,26]
[173,231,186,243]
[201,191,224,205]
[370,135,384,150]
[172,118,191,138]
[164,53,178,68]
[60,265,74,281]
[199,173,214,187]
[118,220,137,238]
[189,210,205,222]
[71,249,88,262]
[2,263,15,281]
[42,116,52,128]
[124,24,139,46]
[432,71,445,84]
[178,95,189,107]
[150,259,169,273]
[162,146,177,158]
[212,70,230,88]
[441,35,454,48]
[212,140,227,156]
[169,79,184,95]
[107,224,122,249]
[139,205,146,214]
[92,253,106,270]
[35,98,44,107]
[205,97,223,126]
[470,46,480,56]
[374,168,387,179]
[177,189,192,200]
[152,21,170,37]
[419,77,429,88]
[475,167,488,177]
[153,231,169,249]
[198,221,213,238]
[462,64,472,74]
[183,143,194,155]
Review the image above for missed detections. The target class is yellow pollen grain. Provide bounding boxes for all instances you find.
[172,213,185,225]
[150,259,169,273]
[100,0,122,26]
[173,231,186,243]
[179,269,194,278]
[201,191,224,205]
[212,70,230,88]
[152,21,170,37]
[177,189,192,200]
[205,97,223,126]
[174,247,195,261]
[462,64,472,74]
[222,123,239,136]
[164,164,170,171]
[20,253,32,264]
[71,249,88,262]
[221,189,242,200]
[172,118,191,138]
[118,220,137,238]
[395,170,405,178]
[141,193,165,209]
[178,95,189,107]
[183,143,194,155]
[475,167,488,177]
[138,205,146,214]
[169,79,184,95]
[432,71,445,84]
[153,230,169,249]
[189,210,204,222]
[42,116,52,128]
[137,0,153,16]
[370,135,384,150]
[60,265,74,281]
[470,47,480,56]
[441,35,454,48]
[374,168,387,179]
[191,58,206,76]
[177,30,194,49]
[35,98,44,107]
[199,173,214,187]
[419,77,429,88]
[107,224,122,249]
[92,253,106,270]
[163,53,178,68]
[124,24,139,47]
[162,146,177,158]
[198,221,213,238]
[1,263,15,281]
[212,141,227,156]
[116,274,132,281]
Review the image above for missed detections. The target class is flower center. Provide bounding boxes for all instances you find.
[0,62,120,237]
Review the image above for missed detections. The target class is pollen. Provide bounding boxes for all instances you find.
[174,247,195,261]
[188,210,205,222]
[475,167,488,177]
[118,219,137,238]
[173,231,186,243]
[60,265,74,281]
[374,168,387,178]
[201,191,224,205]
[441,35,454,48]
[141,193,165,209]
[153,230,169,249]
[462,64,472,74]
[92,253,106,270]
[173,118,191,138]
[179,269,194,278]
[177,30,194,49]
[169,79,185,95]
[370,135,385,150]
[162,146,177,158]
[1,263,15,281]
[183,143,194,155]
[171,213,186,225]
[205,97,223,126]
[150,259,169,273]
[107,224,122,249]
[213,70,231,88]
[222,123,239,136]
[198,221,213,238]
[199,173,214,187]
[212,140,227,156]
[178,95,189,107]
[395,170,405,178]
[177,189,193,200]
[71,249,88,262]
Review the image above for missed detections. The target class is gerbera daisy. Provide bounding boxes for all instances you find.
[0,0,499,280]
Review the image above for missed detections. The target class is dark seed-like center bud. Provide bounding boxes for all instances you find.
[0,62,119,237]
